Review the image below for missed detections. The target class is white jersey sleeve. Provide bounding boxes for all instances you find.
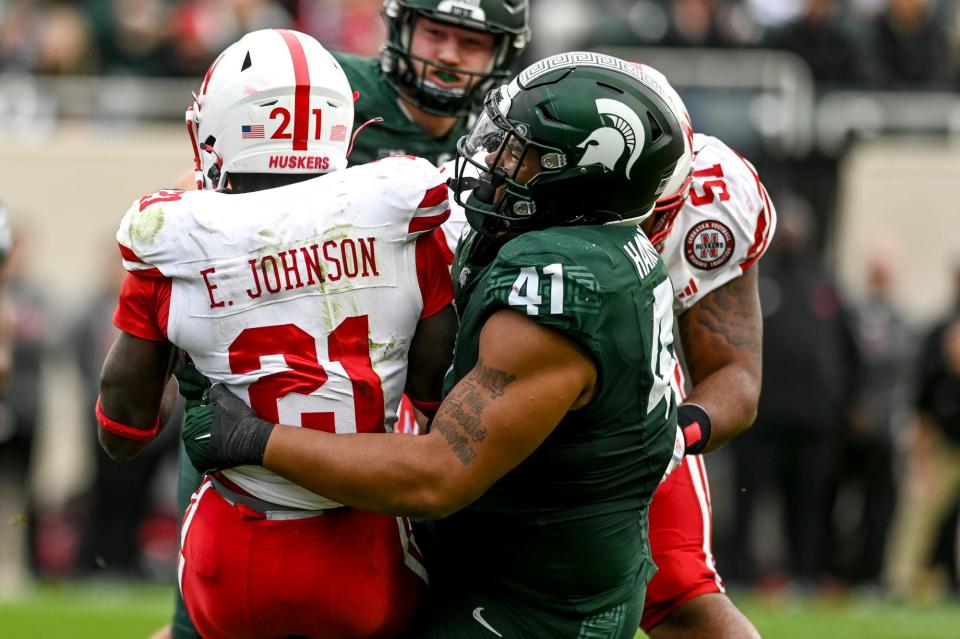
[116,190,189,278]
[660,134,777,314]
[115,158,449,510]
[367,155,451,240]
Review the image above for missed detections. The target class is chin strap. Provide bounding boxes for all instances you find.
[185,105,205,190]
[199,143,225,189]
[347,117,384,160]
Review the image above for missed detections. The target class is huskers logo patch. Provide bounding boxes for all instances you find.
[684,220,734,270]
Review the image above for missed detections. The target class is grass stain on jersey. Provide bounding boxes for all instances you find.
[368,335,405,365]
[323,223,354,243]
[131,207,165,245]
[256,229,284,256]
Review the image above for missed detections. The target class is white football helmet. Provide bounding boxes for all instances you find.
[630,63,695,245]
[186,29,354,190]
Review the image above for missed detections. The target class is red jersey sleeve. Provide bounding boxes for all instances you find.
[408,181,451,237]
[416,228,454,319]
[113,271,172,341]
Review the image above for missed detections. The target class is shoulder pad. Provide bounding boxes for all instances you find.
[116,190,187,278]
[663,135,777,311]
[355,156,450,238]
[688,135,776,270]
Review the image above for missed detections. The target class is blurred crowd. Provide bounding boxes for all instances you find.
[714,198,960,603]
[1,0,960,91]
[0,0,385,77]
[532,0,960,91]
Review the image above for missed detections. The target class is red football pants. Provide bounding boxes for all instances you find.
[641,454,724,631]
[180,478,426,639]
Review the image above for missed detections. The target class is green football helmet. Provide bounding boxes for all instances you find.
[380,0,530,117]
[451,52,691,236]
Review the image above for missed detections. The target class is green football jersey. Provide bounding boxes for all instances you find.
[333,52,471,167]
[437,224,678,617]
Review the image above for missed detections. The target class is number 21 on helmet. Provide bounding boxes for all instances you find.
[185,29,355,190]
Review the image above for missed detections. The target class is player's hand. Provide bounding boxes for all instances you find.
[174,354,211,409]
[182,398,217,474]
[181,384,275,474]
[659,424,686,485]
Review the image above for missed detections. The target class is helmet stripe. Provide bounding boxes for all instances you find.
[200,51,226,96]
[277,30,311,151]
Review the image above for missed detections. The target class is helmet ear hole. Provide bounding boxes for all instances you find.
[647,112,663,142]
[539,101,560,123]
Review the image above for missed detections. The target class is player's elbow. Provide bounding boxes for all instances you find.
[405,473,472,520]
[414,491,461,520]
[739,401,759,434]
[735,374,761,434]
[97,427,145,462]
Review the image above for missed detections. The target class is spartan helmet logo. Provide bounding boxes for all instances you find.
[576,99,645,180]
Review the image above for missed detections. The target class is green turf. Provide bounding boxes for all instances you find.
[0,583,173,639]
[735,596,960,639]
[631,595,960,639]
[2,583,959,638]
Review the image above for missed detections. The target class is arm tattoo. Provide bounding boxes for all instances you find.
[678,272,761,381]
[474,357,517,398]
[433,414,478,465]
[432,358,517,465]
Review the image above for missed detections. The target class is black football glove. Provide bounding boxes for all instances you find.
[181,384,275,474]
[174,354,211,410]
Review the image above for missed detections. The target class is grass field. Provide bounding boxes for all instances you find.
[0,583,958,638]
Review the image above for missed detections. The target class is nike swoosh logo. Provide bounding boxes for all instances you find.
[195,434,211,441]
[504,3,523,14]
[472,607,503,637]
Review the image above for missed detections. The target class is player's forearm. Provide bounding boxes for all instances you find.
[678,269,762,453]
[682,362,760,452]
[98,333,176,461]
[263,427,459,519]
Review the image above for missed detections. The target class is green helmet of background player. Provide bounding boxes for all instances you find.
[380,0,531,117]
[452,52,693,237]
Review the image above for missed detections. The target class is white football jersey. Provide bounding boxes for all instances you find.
[116,156,451,509]
[660,134,776,313]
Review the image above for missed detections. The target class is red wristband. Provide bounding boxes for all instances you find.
[96,396,162,442]
[408,397,442,418]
